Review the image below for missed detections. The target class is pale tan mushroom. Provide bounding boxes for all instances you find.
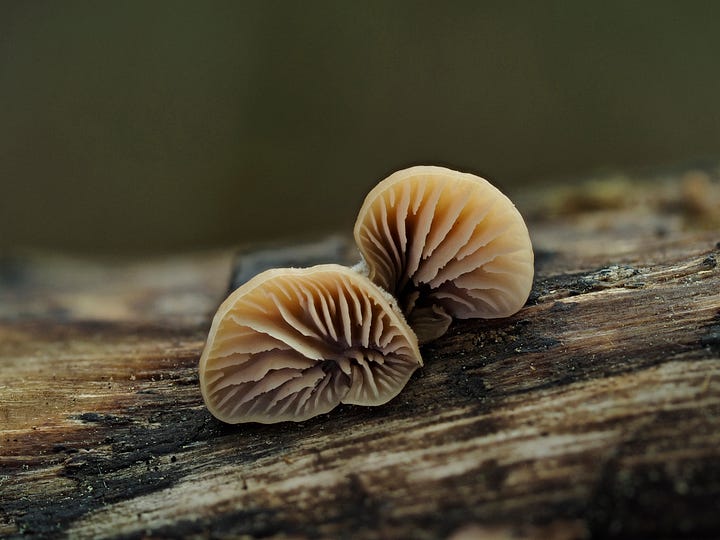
[354,165,534,343]
[199,264,422,424]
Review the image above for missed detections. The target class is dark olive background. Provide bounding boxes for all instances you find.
[2,1,719,254]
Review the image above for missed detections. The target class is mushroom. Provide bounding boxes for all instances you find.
[199,264,422,424]
[353,165,534,343]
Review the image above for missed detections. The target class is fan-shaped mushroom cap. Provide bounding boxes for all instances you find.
[354,165,534,343]
[199,264,422,424]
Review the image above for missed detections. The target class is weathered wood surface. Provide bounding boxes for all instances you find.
[1,169,720,539]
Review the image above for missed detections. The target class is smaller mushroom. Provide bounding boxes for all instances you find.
[199,264,422,424]
[354,165,534,343]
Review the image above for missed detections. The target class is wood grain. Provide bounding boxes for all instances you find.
[1,169,719,539]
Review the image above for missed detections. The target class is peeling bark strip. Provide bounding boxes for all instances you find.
[1,171,720,539]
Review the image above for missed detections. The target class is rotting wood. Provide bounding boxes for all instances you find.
[1,167,720,539]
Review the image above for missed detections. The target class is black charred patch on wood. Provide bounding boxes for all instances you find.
[5,405,309,537]
[528,264,643,305]
[75,412,134,426]
[702,253,717,269]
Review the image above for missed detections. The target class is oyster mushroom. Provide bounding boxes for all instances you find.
[353,165,534,343]
[199,264,422,424]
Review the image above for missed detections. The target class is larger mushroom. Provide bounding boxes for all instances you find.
[354,165,534,343]
[199,264,422,424]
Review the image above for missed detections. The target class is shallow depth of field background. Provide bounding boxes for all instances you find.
[2,1,719,254]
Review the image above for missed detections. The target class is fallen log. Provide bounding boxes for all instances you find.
[1,167,719,539]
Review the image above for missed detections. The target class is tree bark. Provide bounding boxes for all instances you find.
[1,168,719,539]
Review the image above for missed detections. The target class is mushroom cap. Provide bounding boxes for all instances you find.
[199,264,422,424]
[353,165,534,343]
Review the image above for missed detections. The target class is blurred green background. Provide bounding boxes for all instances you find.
[1,1,719,254]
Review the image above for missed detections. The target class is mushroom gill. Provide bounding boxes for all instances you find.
[353,165,534,343]
[199,264,422,424]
